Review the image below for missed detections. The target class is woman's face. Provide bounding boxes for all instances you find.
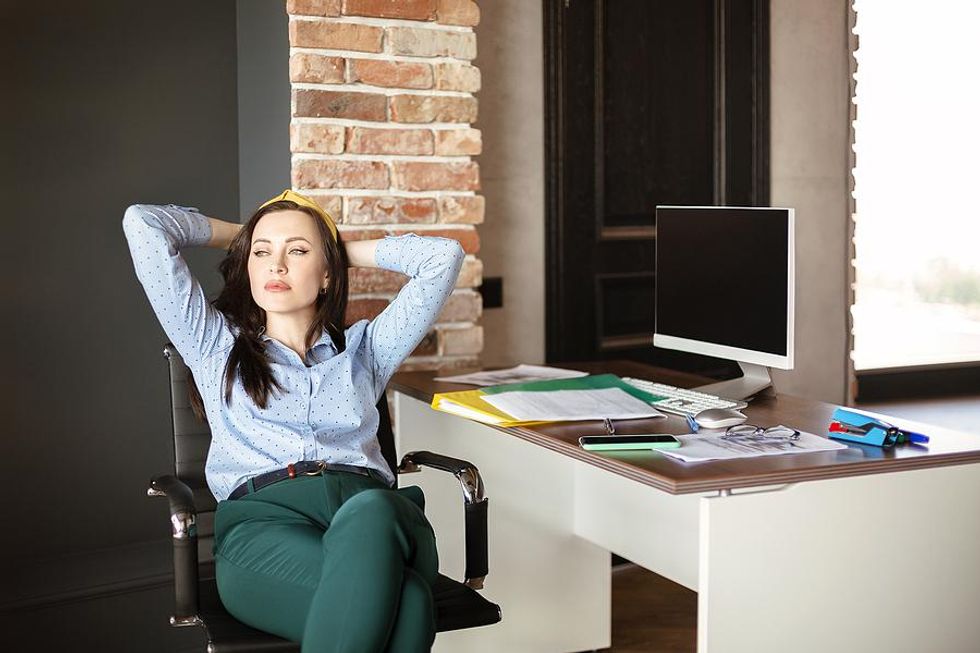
[247,209,329,316]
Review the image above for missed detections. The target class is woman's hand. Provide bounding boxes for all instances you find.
[207,218,244,250]
[345,239,382,268]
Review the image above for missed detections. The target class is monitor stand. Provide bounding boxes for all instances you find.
[694,361,772,401]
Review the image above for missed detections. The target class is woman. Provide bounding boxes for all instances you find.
[123,189,465,652]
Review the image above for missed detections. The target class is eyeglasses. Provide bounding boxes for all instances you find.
[721,424,801,442]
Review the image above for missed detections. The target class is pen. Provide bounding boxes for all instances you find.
[685,414,700,433]
[896,429,930,444]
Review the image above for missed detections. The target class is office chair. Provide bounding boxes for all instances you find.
[148,344,501,652]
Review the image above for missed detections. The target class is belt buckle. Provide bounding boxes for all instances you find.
[303,460,327,476]
[286,461,326,479]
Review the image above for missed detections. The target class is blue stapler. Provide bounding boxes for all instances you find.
[828,407,930,447]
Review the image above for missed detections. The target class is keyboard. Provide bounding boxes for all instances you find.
[621,377,746,417]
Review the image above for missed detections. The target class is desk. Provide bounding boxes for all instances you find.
[391,361,980,653]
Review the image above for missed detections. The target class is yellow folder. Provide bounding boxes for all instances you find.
[430,389,548,427]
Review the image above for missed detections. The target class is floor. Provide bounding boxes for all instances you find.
[0,581,207,652]
[602,564,697,653]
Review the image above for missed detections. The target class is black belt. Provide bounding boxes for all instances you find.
[228,461,387,501]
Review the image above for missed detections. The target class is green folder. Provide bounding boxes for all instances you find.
[481,373,668,404]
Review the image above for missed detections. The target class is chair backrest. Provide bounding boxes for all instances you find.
[163,344,399,566]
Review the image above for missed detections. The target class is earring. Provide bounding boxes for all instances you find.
[319,287,328,294]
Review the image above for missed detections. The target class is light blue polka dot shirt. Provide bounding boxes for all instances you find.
[123,203,464,501]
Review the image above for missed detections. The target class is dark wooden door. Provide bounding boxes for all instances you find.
[544,0,769,377]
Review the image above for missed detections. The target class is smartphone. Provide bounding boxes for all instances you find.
[578,434,681,451]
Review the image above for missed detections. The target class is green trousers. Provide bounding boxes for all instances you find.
[213,471,439,652]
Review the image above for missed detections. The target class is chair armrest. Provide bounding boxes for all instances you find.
[398,451,489,589]
[147,474,201,625]
[149,474,197,516]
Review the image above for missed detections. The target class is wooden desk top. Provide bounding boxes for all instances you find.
[391,360,980,495]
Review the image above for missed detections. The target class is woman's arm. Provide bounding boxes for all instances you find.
[123,204,230,368]
[345,238,381,268]
[363,234,465,398]
[207,217,243,250]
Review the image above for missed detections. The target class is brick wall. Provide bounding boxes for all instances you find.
[286,0,484,372]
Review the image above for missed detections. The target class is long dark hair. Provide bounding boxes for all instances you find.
[187,200,348,420]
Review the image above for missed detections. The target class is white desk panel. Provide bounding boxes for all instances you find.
[698,463,980,653]
[395,393,611,653]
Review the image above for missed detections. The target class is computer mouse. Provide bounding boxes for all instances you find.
[694,408,748,429]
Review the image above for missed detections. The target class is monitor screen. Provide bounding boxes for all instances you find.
[655,206,794,368]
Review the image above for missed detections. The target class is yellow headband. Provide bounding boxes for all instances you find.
[259,189,338,241]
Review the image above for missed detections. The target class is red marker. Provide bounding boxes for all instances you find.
[829,421,868,436]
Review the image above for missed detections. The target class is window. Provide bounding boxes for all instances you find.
[852,0,980,370]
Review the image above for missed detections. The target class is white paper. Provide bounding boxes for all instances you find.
[657,431,847,463]
[481,387,665,422]
[433,364,589,386]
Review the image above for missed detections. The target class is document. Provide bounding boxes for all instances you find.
[657,431,847,463]
[430,374,665,426]
[481,387,665,422]
[434,364,589,386]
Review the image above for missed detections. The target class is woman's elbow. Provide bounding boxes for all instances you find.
[122,204,149,237]
[444,237,465,264]
[439,238,466,277]
[413,235,465,276]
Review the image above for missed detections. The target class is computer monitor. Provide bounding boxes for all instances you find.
[654,206,795,399]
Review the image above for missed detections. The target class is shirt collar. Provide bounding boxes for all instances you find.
[258,326,337,352]
[311,327,338,352]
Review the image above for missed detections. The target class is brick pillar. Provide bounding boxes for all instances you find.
[286,0,484,372]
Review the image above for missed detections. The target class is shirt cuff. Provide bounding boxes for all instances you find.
[164,204,212,248]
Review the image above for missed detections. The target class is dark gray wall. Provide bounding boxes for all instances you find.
[237,0,291,216]
[0,0,240,581]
